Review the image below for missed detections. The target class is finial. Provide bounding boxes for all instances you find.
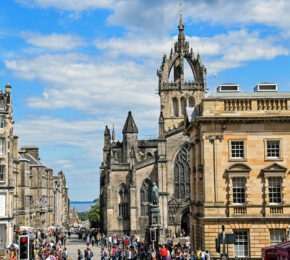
[112,124,116,142]
[179,2,184,29]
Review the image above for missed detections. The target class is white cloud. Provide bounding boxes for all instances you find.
[96,29,288,73]
[5,54,159,112]
[22,32,85,51]
[106,0,290,35]
[15,1,290,34]
[54,160,74,169]
[15,0,114,11]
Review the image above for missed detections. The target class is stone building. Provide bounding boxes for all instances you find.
[0,84,15,257]
[14,146,54,229]
[100,14,206,238]
[13,144,70,230]
[53,171,70,228]
[185,83,290,257]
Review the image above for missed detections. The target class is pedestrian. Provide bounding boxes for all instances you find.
[61,247,68,260]
[160,245,167,260]
[86,235,90,247]
[91,236,95,247]
[78,249,83,260]
[101,247,108,260]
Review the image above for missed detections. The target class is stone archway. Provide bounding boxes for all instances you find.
[169,202,190,237]
[181,212,190,236]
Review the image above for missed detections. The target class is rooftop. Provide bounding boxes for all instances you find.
[207,91,290,100]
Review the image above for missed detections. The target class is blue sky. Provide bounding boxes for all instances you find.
[1,0,290,200]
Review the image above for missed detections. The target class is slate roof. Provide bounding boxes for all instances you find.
[207,91,290,100]
[21,152,46,167]
[122,111,138,134]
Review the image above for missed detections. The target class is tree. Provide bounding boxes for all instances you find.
[88,203,100,228]
[78,211,89,221]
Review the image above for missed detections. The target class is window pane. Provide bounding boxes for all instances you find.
[173,98,179,116]
[0,117,4,129]
[0,166,4,182]
[267,140,280,158]
[181,97,187,116]
[234,230,249,257]
[233,177,246,204]
[231,141,244,158]
[0,139,4,155]
[269,177,282,204]
[270,230,285,245]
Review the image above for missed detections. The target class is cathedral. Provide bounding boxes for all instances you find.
[100,14,207,238]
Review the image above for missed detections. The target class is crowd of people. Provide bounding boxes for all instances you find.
[7,228,212,260]
[9,229,69,260]
[80,230,212,260]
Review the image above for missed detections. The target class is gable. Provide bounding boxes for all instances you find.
[262,163,287,172]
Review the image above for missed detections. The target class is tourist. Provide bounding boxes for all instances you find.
[77,249,83,260]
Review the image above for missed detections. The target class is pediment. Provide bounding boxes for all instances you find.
[226,163,251,172]
[262,163,287,172]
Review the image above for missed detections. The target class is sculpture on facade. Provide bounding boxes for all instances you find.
[151,182,159,205]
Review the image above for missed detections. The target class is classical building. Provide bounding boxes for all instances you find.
[0,84,15,257]
[100,14,206,238]
[185,83,290,257]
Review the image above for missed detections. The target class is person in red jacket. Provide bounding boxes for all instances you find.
[160,245,168,260]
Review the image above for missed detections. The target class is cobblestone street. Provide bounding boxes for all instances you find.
[66,235,101,259]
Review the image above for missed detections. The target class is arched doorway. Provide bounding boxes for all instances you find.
[181,212,190,236]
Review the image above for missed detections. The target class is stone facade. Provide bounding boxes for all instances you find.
[0,84,15,256]
[185,85,290,257]
[13,145,70,230]
[100,15,206,239]
[53,171,70,228]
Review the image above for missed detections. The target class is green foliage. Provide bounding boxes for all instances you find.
[88,203,100,228]
[78,211,89,221]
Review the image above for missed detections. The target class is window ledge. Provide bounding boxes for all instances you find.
[229,158,247,162]
[265,158,283,161]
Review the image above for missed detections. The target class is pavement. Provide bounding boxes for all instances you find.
[65,235,101,260]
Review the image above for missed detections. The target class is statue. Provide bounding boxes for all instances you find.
[151,183,159,205]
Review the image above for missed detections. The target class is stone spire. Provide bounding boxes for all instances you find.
[159,111,165,139]
[122,111,138,134]
[104,125,111,149]
[112,124,116,142]
[178,8,185,43]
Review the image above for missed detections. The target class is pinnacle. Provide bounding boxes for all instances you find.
[122,111,138,134]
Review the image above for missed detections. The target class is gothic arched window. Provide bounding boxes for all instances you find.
[140,179,152,216]
[181,97,187,116]
[188,97,195,107]
[174,143,190,199]
[119,184,129,219]
[172,97,179,117]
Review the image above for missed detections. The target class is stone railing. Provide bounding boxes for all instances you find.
[257,99,287,110]
[224,100,252,111]
[233,206,247,215]
[270,205,283,214]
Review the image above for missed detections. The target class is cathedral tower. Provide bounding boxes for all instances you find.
[157,12,207,131]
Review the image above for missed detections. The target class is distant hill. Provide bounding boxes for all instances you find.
[70,201,96,204]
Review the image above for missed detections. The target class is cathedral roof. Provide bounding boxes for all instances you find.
[122,111,138,134]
